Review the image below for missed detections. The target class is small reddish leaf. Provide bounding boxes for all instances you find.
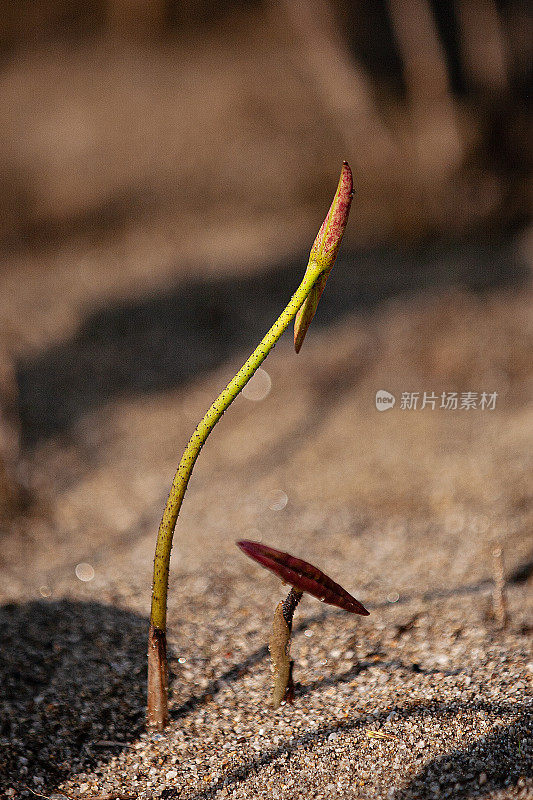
[294,161,354,353]
[237,540,369,616]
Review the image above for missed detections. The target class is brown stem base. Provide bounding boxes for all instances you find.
[269,588,303,709]
[147,624,169,730]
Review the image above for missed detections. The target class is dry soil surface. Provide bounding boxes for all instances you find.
[0,238,532,799]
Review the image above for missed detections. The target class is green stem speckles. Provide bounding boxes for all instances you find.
[147,162,353,729]
[150,265,320,631]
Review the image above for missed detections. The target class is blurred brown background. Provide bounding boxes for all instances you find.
[0,5,532,795]
[0,0,531,537]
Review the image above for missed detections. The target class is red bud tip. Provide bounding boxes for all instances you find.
[294,161,353,353]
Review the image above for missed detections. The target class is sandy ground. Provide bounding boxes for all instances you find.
[0,8,531,796]
[0,230,532,798]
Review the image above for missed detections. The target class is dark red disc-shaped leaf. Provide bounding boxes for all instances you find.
[237,540,369,616]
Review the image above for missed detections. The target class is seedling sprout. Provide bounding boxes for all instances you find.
[237,540,369,707]
[148,163,353,728]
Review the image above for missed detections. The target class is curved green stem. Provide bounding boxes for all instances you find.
[149,261,322,633]
[146,161,353,728]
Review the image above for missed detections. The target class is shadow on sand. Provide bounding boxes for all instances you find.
[0,597,529,796]
[184,700,530,800]
[16,236,528,446]
[0,599,147,792]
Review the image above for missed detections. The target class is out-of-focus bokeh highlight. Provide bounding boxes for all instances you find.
[0,0,531,542]
[0,7,532,793]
